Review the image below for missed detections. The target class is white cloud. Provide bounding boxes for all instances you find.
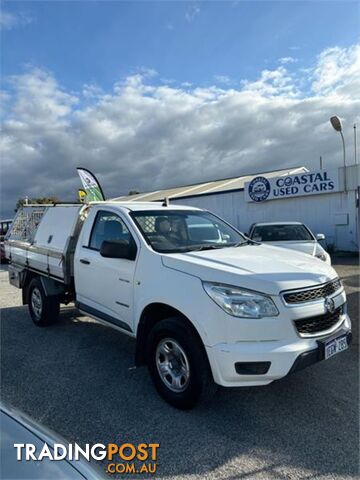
[135,67,158,78]
[241,66,300,98]
[0,90,11,115]
[7,67,77,127]
[1,44,359,216]
[82,84,104,99]
[214,75,232,85]
[279,57,297,65]
[0,10,32,30]
[311,44,360,97]
[185,5,200,22]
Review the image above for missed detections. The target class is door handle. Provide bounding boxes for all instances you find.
[80,259,91,265]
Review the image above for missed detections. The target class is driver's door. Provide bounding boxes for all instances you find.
[76,210,138,333]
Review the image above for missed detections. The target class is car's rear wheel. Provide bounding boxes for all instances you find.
[147,317,217,409]
[28,278,60,327]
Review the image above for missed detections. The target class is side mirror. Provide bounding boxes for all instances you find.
[100,240,137,260]
[316,233,325,241]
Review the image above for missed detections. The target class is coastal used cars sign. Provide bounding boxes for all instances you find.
[244,169,339,203]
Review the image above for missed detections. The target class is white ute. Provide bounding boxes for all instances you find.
[5,202,352,409]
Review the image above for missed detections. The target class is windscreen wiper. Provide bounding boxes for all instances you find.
[189,244,226,252]
[232,239,258,247]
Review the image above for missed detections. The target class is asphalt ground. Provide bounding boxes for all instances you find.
[0,256,359,480]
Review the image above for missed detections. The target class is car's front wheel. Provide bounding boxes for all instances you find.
[147,317,217,409]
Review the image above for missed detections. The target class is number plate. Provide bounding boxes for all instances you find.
[324,334,348,360]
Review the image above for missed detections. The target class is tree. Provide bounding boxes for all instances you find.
[15,197,61,212]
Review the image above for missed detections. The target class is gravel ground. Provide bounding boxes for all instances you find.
[0,257,359,480]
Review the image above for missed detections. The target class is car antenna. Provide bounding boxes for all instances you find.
[162,197,170,207]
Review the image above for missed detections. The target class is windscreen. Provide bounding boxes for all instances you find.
[131,210,245,253]
[252,224,314,242]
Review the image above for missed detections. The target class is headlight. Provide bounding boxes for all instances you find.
[315,252,327,262]
[202,282,279,318]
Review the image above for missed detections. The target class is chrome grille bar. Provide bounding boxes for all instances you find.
[283,279,342,305]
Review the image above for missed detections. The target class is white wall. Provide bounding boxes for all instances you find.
[173,190,359,252]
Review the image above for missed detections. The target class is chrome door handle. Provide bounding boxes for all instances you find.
[80,259,90,265]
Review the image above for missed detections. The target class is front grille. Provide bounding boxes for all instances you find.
[283,279,342,304]
[295,307,342,335]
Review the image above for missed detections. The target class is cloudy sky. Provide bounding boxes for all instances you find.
[1,1,359,217]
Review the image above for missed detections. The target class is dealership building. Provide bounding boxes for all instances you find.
[114,164,360,252]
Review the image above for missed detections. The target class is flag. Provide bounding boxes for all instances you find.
[76,167,105,202]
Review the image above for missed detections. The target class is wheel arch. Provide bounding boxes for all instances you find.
[22,272,65,304]
[135,303,206,367]
[21,271,38,305]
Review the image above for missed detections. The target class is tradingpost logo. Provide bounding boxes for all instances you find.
[14,442,160,475]
[106,443,159,475]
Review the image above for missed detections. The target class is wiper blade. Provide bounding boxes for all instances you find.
[189,244,226,251]
[232,239,257,247]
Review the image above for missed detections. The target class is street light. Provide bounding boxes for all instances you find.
[330,116,346,191]
[354,123,357,164]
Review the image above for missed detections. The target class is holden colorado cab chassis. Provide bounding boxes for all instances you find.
[5,202,351,409]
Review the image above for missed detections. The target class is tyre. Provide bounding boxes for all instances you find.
[147,317,217,409]
[28,278,60,327]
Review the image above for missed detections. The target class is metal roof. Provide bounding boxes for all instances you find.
[251,221,304,226]
[112,166,308,202]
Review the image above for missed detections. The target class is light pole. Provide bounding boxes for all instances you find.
[354,123,357,164]
[330,116,346,191]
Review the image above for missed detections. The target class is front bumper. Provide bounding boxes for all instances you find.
[288,328,352,374]
[206,314,352,387]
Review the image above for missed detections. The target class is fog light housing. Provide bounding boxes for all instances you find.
[235,361,271,375]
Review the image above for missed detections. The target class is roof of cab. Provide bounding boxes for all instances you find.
[99,201,201,212]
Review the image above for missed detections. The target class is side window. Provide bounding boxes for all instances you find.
[252,227,262,241]
[89,211,132,251]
